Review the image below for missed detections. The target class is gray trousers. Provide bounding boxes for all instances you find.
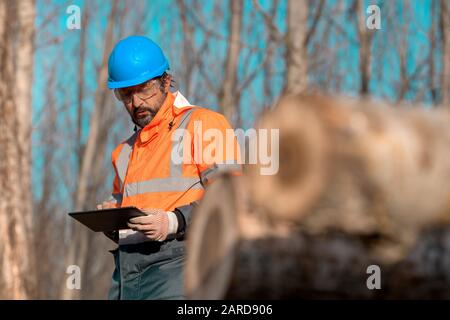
[108,239,186,300]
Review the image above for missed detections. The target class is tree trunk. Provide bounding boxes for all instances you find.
[33,65,65,299]
[61,0,118,300]
[261,0,280,111]
[76,3,89,173]
[219,0,243,125]
[176,0,195,99]
[429,1,439,104]
[0,0,36,299]
[441,0,450,106]
[356,0,374,96]
[284,0,308,94]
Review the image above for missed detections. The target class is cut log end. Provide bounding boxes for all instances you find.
[248,96,330,222]
[185,174,241,299]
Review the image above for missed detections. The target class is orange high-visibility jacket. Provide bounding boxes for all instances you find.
[109,91,241,212]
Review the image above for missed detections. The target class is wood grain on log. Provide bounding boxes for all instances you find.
[249,95,450,263]
[248,96,330,222]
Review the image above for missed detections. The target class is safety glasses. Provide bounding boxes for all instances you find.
[114,78,160,103]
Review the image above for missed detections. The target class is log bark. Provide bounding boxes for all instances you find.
[186,174,450,299]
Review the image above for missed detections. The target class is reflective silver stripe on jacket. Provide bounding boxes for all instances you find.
[116,131,139,190]
[170,108,197,177]
[124,177,204,197]
[116,107,202,199]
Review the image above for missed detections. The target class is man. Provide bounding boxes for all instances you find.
[97,35,241,300]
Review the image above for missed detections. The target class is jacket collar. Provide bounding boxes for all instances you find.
[173,91,192,109]
[138,91,194,143]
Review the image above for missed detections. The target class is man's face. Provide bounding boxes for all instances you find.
[115,76,170,128]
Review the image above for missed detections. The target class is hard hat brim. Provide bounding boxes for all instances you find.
[107,61,169,89]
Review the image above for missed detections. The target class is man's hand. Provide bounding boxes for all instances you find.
[96,201,116,210]
[127,208,169,242]
[96,201,118,243]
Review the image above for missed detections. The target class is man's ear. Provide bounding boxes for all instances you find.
[163,75,172,92]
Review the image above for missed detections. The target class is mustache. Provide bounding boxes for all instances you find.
[133,107,154,117]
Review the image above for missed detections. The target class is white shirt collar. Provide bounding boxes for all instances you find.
[173,91,192,109]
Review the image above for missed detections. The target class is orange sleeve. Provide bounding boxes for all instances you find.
[190,109,242,185]
[112,162,121,194]
[110,145,123,207]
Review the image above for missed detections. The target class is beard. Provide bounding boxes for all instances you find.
[131,91,167,128]
[133,109,156,128]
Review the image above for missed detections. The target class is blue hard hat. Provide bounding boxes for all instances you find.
[107,36,169,89]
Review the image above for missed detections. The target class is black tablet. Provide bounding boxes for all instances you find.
[68,206,146,232]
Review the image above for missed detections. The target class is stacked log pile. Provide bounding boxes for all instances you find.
[185,94,450,299]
